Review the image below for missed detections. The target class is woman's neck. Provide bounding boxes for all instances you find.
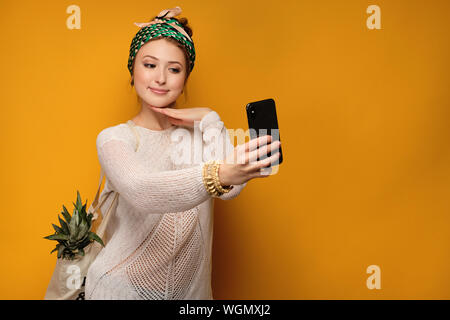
[132,100,174,131]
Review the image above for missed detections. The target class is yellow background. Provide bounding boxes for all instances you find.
[1,0,449,299]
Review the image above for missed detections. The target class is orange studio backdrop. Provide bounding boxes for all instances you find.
[0,0,449,299]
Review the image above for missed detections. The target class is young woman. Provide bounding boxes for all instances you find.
[85,6,281,300]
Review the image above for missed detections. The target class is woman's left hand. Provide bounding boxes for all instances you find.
[151,106,212,127]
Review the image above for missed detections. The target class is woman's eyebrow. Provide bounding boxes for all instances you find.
[143,55,182,65]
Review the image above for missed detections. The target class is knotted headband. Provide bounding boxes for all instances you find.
[127,6,196,76]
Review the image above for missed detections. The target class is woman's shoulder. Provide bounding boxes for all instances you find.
[96,121,135,149]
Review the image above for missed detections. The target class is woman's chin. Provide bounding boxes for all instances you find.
[141,98,174,109]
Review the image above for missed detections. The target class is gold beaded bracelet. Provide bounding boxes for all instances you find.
[202,160,233,197]
[212,161,233,194]
[203,160,221,197]
[202,160,219,197]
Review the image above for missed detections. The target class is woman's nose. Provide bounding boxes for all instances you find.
[156,69,166,85]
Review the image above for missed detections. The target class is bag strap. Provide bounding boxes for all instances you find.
[87,169,107,219]
[95,192,119,239]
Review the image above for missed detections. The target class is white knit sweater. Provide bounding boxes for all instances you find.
[85,111,246,300]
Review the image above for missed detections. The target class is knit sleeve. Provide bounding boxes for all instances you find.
[96,131,210,215]
[200,111,247,200]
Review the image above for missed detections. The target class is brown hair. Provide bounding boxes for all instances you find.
[129,16,193,100]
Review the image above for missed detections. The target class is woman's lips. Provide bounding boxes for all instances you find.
[149,87,169,95]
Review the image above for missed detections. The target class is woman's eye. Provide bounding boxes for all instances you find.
[144,64,180,73]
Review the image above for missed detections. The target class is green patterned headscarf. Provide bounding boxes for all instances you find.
[128,6,195,76]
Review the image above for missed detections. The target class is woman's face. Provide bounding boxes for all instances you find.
[133,38,187,108]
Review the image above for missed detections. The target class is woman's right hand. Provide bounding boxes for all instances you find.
[218,135,281,186]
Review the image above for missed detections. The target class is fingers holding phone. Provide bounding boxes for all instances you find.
[218,135,281,185]
[216,98,283,185]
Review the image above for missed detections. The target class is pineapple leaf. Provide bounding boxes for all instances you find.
[79,210,86,223]
[57,244,66,258]
[56,239,66,245]
[52,224,64,234]
[58,215,70,234]
[89,231,105,247]
[73,202,82,218]
[87,213,93,226]
[79,248,85,256]
[80,237,92,248]
[74,208,80,226]
[79,229,91,242]
[68,211,78,240]
[80,200,88,219]
[50,244,60,254]
[44,233,69,241]
[76,190,82,209]
[61,205,71,223]
[67,244,77,251]
[76,219,89,241]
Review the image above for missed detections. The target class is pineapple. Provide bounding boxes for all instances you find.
[44,190,104,260]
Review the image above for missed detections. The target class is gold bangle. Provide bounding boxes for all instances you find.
[212,161,233,194]
[202,160,234,197]
[202,161,221,197]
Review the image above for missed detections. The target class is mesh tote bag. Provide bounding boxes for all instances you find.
[44,121,140,300]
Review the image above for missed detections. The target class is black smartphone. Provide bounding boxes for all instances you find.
[246,98,283,166]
